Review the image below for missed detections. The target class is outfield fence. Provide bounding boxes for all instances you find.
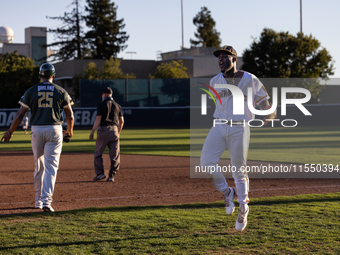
[0,104,339,129]
[1,77,339,128]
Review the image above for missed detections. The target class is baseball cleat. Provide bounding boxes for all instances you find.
[35,202,43,209]
[223,187,236,215]
[106,176,114,182]
[93,174,106,181]
[235,204,249,231]
[43,205,55,212]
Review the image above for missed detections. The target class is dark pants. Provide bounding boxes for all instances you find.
[94,125,120,177]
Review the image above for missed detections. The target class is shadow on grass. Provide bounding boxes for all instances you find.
[1,193,339,220]
[250,140,340,149]
[250,126,340,133]
[122,144,190,152]
[251,133,340,139]
[62,144,190,154]
[121,136,190,141]
[0,234,184,251]
[0,140,32,144]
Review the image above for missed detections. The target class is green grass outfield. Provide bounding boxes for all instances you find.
[0,193,339,254]
[1,128,339,253]
[1,126,339,165]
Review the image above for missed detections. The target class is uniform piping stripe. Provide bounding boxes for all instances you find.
[63,102,74,109]
[18,101,29,109]
[255,95,269,104]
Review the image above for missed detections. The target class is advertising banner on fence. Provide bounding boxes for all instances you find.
[0,107,189,128]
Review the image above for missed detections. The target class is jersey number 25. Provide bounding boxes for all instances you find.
[38,92,53,108]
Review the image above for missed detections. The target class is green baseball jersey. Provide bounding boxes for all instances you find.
[19,82,74,125]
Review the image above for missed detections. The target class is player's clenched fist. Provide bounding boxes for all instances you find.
[263,106,277,125]
[1,130,13,142]
[89,132,94,140]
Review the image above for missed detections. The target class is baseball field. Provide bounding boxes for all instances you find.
[1,127,340,254]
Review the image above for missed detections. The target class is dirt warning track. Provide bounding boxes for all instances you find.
[1,151,339,215]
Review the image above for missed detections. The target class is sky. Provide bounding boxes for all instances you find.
[2,0,340,77]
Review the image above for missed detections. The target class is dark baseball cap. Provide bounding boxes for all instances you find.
[213,45,237,58]
[102,87,113,94]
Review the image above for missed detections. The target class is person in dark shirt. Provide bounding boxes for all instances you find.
[89,87,124,182]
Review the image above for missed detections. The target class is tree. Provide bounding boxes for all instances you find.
[190,6,221,47]
[84,0,129,59]
[242,28,334,79]
[242,28,334,102]
[150,60,189,106]
[0,52,39,108]
[150,60,189,79]
[45,0,87,61]
[83,62,101,80]
[102,58,135,79]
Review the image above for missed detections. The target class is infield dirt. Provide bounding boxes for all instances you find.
[1,151,339,215]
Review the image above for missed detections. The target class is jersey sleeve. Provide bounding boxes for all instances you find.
[97,104,103,116]
[63,93,74,109]
[253,78,269,105]
[18,90,31,109]
[118,105,123,117]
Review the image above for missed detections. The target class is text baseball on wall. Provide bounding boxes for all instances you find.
[0,108,131,128]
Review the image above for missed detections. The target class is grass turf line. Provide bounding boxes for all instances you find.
[192,126,340,165]
[1,126,339,165]
[0,193,339,254]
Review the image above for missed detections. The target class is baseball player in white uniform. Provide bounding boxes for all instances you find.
[1,63,74,212]
[200,46,275,231]
[21,113,29,134]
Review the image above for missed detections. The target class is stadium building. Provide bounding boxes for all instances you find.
[0,26,54,65]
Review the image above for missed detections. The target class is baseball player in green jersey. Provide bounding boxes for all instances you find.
[1,63,74,212]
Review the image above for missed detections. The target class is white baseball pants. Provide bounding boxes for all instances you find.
[31,125,63,206]
[200,124,250,204]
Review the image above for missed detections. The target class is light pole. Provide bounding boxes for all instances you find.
[300,0,302,33]
[181,0,184,49]
[126,51,137,59]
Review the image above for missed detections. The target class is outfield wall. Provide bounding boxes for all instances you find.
[0,104,339,129]
[0,107,190,128]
